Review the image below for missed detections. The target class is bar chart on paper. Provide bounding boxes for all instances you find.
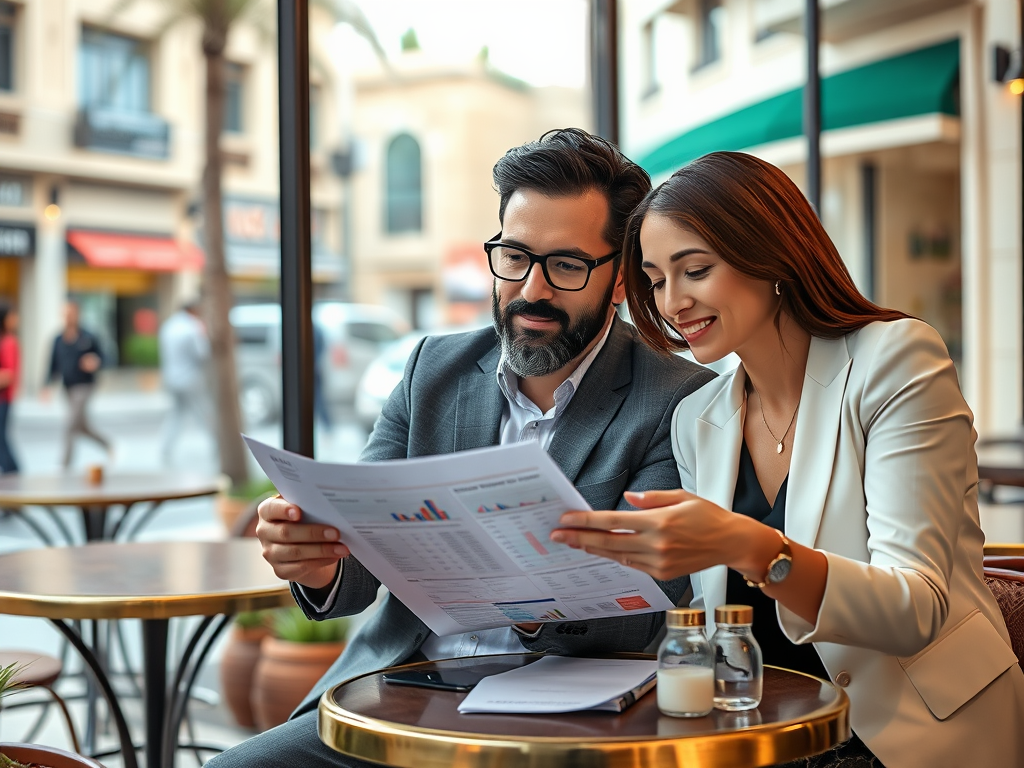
[454,476,593,571]
[391,499,450,523]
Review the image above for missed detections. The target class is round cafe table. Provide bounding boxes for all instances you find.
[0,472,224,543]
[319,654,851,768]
[0,539,293,768]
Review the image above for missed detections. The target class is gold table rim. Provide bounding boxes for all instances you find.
[318,655,851,768]
[0,474,226,507]
[0,586,293,620]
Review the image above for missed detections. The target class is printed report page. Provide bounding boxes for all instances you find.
[244,437,673,636]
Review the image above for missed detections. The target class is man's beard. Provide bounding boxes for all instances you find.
[491,280,614,378]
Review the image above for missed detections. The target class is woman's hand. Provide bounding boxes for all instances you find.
[550,489,751,581]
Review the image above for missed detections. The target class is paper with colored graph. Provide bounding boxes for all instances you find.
[243,437,674,636]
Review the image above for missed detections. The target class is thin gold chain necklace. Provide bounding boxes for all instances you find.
[750,384,800,454]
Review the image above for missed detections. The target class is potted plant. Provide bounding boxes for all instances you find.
[1,663,103,768]
[215,477,277,534]
[218,610,272,729]
[251,608,349,731]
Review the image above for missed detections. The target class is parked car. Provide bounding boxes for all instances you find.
[355,324,487,432]
[230,302,409,426]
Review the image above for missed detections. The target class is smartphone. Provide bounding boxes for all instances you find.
[382,669,485,692]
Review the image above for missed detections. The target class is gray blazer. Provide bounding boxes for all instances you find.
[291,317,715,716]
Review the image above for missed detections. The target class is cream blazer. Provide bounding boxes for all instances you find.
[672,319,1024,768]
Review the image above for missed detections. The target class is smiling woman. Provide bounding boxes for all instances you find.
[551,152,1024,768]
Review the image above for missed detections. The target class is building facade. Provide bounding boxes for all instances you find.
[1,0,346,392]
[620,0,1022,436]
[346,50,589,328]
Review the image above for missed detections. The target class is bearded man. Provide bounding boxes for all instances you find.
[208,128,714,768]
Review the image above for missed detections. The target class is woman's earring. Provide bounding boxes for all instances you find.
[775,280,781,296]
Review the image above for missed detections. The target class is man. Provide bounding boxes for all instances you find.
[208,129,714,767]
[45,301,111,468]
[158,300,211,463]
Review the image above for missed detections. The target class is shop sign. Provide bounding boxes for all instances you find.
[0,174,31,208]
[0,221,34,257]
[223,196,335,278]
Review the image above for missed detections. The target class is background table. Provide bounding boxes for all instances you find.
[977,441,1024,493]
[0,472,224,543]
[319,654,850,768]
[0,539,292,768]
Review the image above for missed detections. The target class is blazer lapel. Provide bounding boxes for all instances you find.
[785,334,852,547]
[692,368,747,617]
[547,319,630,483]
[454,346,504,452]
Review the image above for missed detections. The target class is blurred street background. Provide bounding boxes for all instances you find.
[0,0,1023,763]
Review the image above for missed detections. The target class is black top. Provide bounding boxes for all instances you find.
[48,329,104,388]
[726,442,828,680]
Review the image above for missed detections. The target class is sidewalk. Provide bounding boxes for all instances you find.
[13,369,171,433]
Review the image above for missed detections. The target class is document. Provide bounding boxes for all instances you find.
[244,437,674,636]
[458,657,659,713]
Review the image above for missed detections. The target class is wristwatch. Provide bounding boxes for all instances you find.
[745,529,793,589]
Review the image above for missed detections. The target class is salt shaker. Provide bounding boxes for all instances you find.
[711,604,762,711]
[656,608,715,718]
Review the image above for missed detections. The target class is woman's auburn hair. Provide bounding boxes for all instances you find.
[623,151,908,353]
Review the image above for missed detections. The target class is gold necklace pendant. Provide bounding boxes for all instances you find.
[776,441,784,454]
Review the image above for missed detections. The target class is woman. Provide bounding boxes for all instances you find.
[0,305,19,474]
[551,152,1024,767]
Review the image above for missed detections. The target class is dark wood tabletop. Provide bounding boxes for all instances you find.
[319,654,850,768]
[0,539,292,619]
[0,472,224,507]
[977,442,1024,489]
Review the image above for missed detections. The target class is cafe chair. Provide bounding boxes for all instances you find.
[0,650,80,753]
[983,558,1024,667]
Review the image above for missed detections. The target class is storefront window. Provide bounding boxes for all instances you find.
[0,2,14,92]
[385,133,423,234]
[224,62,245,134]
[79,27,151,114]
[696,0,724,68]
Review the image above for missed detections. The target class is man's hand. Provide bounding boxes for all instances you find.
[256,496,350,589]
[79,353,101,373]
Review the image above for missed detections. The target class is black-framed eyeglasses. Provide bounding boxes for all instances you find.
[483,233,620,292]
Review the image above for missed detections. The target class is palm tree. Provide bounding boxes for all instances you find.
[110,0,384,486]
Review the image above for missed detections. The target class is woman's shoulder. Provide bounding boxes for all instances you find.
[843,318,953,380]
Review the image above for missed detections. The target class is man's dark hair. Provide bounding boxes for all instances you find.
[492,128,651,251]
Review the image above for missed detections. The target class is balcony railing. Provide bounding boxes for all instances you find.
[73,108,171,160]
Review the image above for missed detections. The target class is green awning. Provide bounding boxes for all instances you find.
[639,38,960,176]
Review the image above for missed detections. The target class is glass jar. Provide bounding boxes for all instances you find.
[656,608,714,718]
[711,604,762,711]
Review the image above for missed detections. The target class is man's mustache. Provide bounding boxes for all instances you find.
[504,299,569,326]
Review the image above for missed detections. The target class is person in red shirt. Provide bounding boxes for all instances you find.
[0,305,19,474]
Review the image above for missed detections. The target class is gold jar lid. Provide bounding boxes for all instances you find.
[715,604,753,625]
[666,608,706,628]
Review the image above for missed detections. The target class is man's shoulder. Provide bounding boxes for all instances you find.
[413,326,499,369]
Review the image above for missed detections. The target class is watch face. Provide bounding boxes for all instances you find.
[767,557,793,584]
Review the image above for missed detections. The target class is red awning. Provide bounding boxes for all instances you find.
[68,230,204,272]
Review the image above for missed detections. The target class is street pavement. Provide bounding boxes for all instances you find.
[0,378,374,765]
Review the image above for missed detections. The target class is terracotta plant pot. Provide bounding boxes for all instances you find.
[218,625,270,729]
[251,637,345,732]
[215,494,251,534]
[0,743,105,768]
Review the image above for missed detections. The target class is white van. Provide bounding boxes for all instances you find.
[230,302,409,425]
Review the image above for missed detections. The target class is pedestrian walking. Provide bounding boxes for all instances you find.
[158,301,211,463]
[0,305,20,474]
[46,301,111,469]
